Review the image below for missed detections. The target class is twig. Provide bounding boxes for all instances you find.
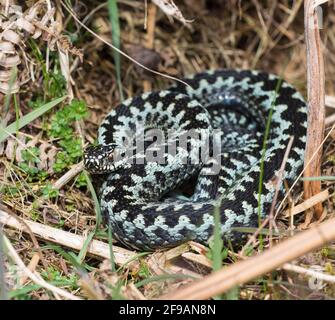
[160,217,335,300]
[60,1,192,89]
[19,252,40,286]
[283,189,329,217]
[0,229,7,300]
[0,208,139,269]
[3,234,81,300]
[240,216,270,255]
[53,161,85,190]
[0,209,200,277]
[325,95,335,108]
[142,2,157,92]
[239,139,297,253]
[276,122,335,216]
[181,252,212,269]
[269,136,294,246]
[283,263,335,283]
[0,204,49,273]
[303,0,327,218]
[325,113,335,126]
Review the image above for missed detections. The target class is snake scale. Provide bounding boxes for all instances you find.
[84,69,307,250]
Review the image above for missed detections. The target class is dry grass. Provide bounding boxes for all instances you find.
[1,0,335,300]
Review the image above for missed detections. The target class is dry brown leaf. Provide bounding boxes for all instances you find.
[0,0,81,94]
[0,133,59,173]
[152,0,193,25]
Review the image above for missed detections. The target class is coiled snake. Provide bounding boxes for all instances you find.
[84,69,307,250]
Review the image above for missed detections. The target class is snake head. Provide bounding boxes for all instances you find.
[84,143,124,174]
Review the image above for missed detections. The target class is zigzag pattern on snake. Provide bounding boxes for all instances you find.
[84,69,307,250]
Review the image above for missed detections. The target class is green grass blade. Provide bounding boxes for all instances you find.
[231,227,281,237]
[42,244,88,272]
[0,96,67,143]
[108,0,124,101]
[8,284,43,299]
[77,231,95,264]
[82,171,117,271]
[83,171,101,226]
[301,176,335,181]
[257,77,283,224]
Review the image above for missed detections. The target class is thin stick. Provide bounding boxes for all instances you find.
[19,252,40,285]
[0,209,199,277]
[0,209,138,269]
[0,230,7,300]
[269,136,294,246]
[283,263,335,283]
[0,205,49,273]
[143,3,157,92]
[53,161,84,190]
[160,217,335,300]
[303,0,326,218]
[60,1,192,89]
[325,113,335,126]
[283,189,329,217]
[3,235,81,300]
[276,122,335,216]
[325,95,335,108]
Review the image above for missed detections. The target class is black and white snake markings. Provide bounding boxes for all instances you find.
[84,69,307,250]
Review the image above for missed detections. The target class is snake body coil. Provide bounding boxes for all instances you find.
[84,69,307,250]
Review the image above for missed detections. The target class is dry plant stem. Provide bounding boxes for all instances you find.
[0,209,138,269]
[146,4,157,49]
[0,229,6,300]
[303,0,326,218]
[143,3,157,92]
[325,95,335,108]
[183,250,335,285]
[283,189,329,217]
[19,252,40,285]
[325,113,335,126]
[53,161,85,190]
[184,244,335,286]
[0,210,200,277]
[160,217,335,300]
[240,216,271,256]
[268,136,294,247]
[3,234,81,300]
[276,123,335,218]
[60,1,192,89]
[0,204,49,272]
[239,139,298,253]
[283,263,335,283]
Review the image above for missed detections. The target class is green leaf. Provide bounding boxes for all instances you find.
[0,96,67,143]
[41,183,59,199]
